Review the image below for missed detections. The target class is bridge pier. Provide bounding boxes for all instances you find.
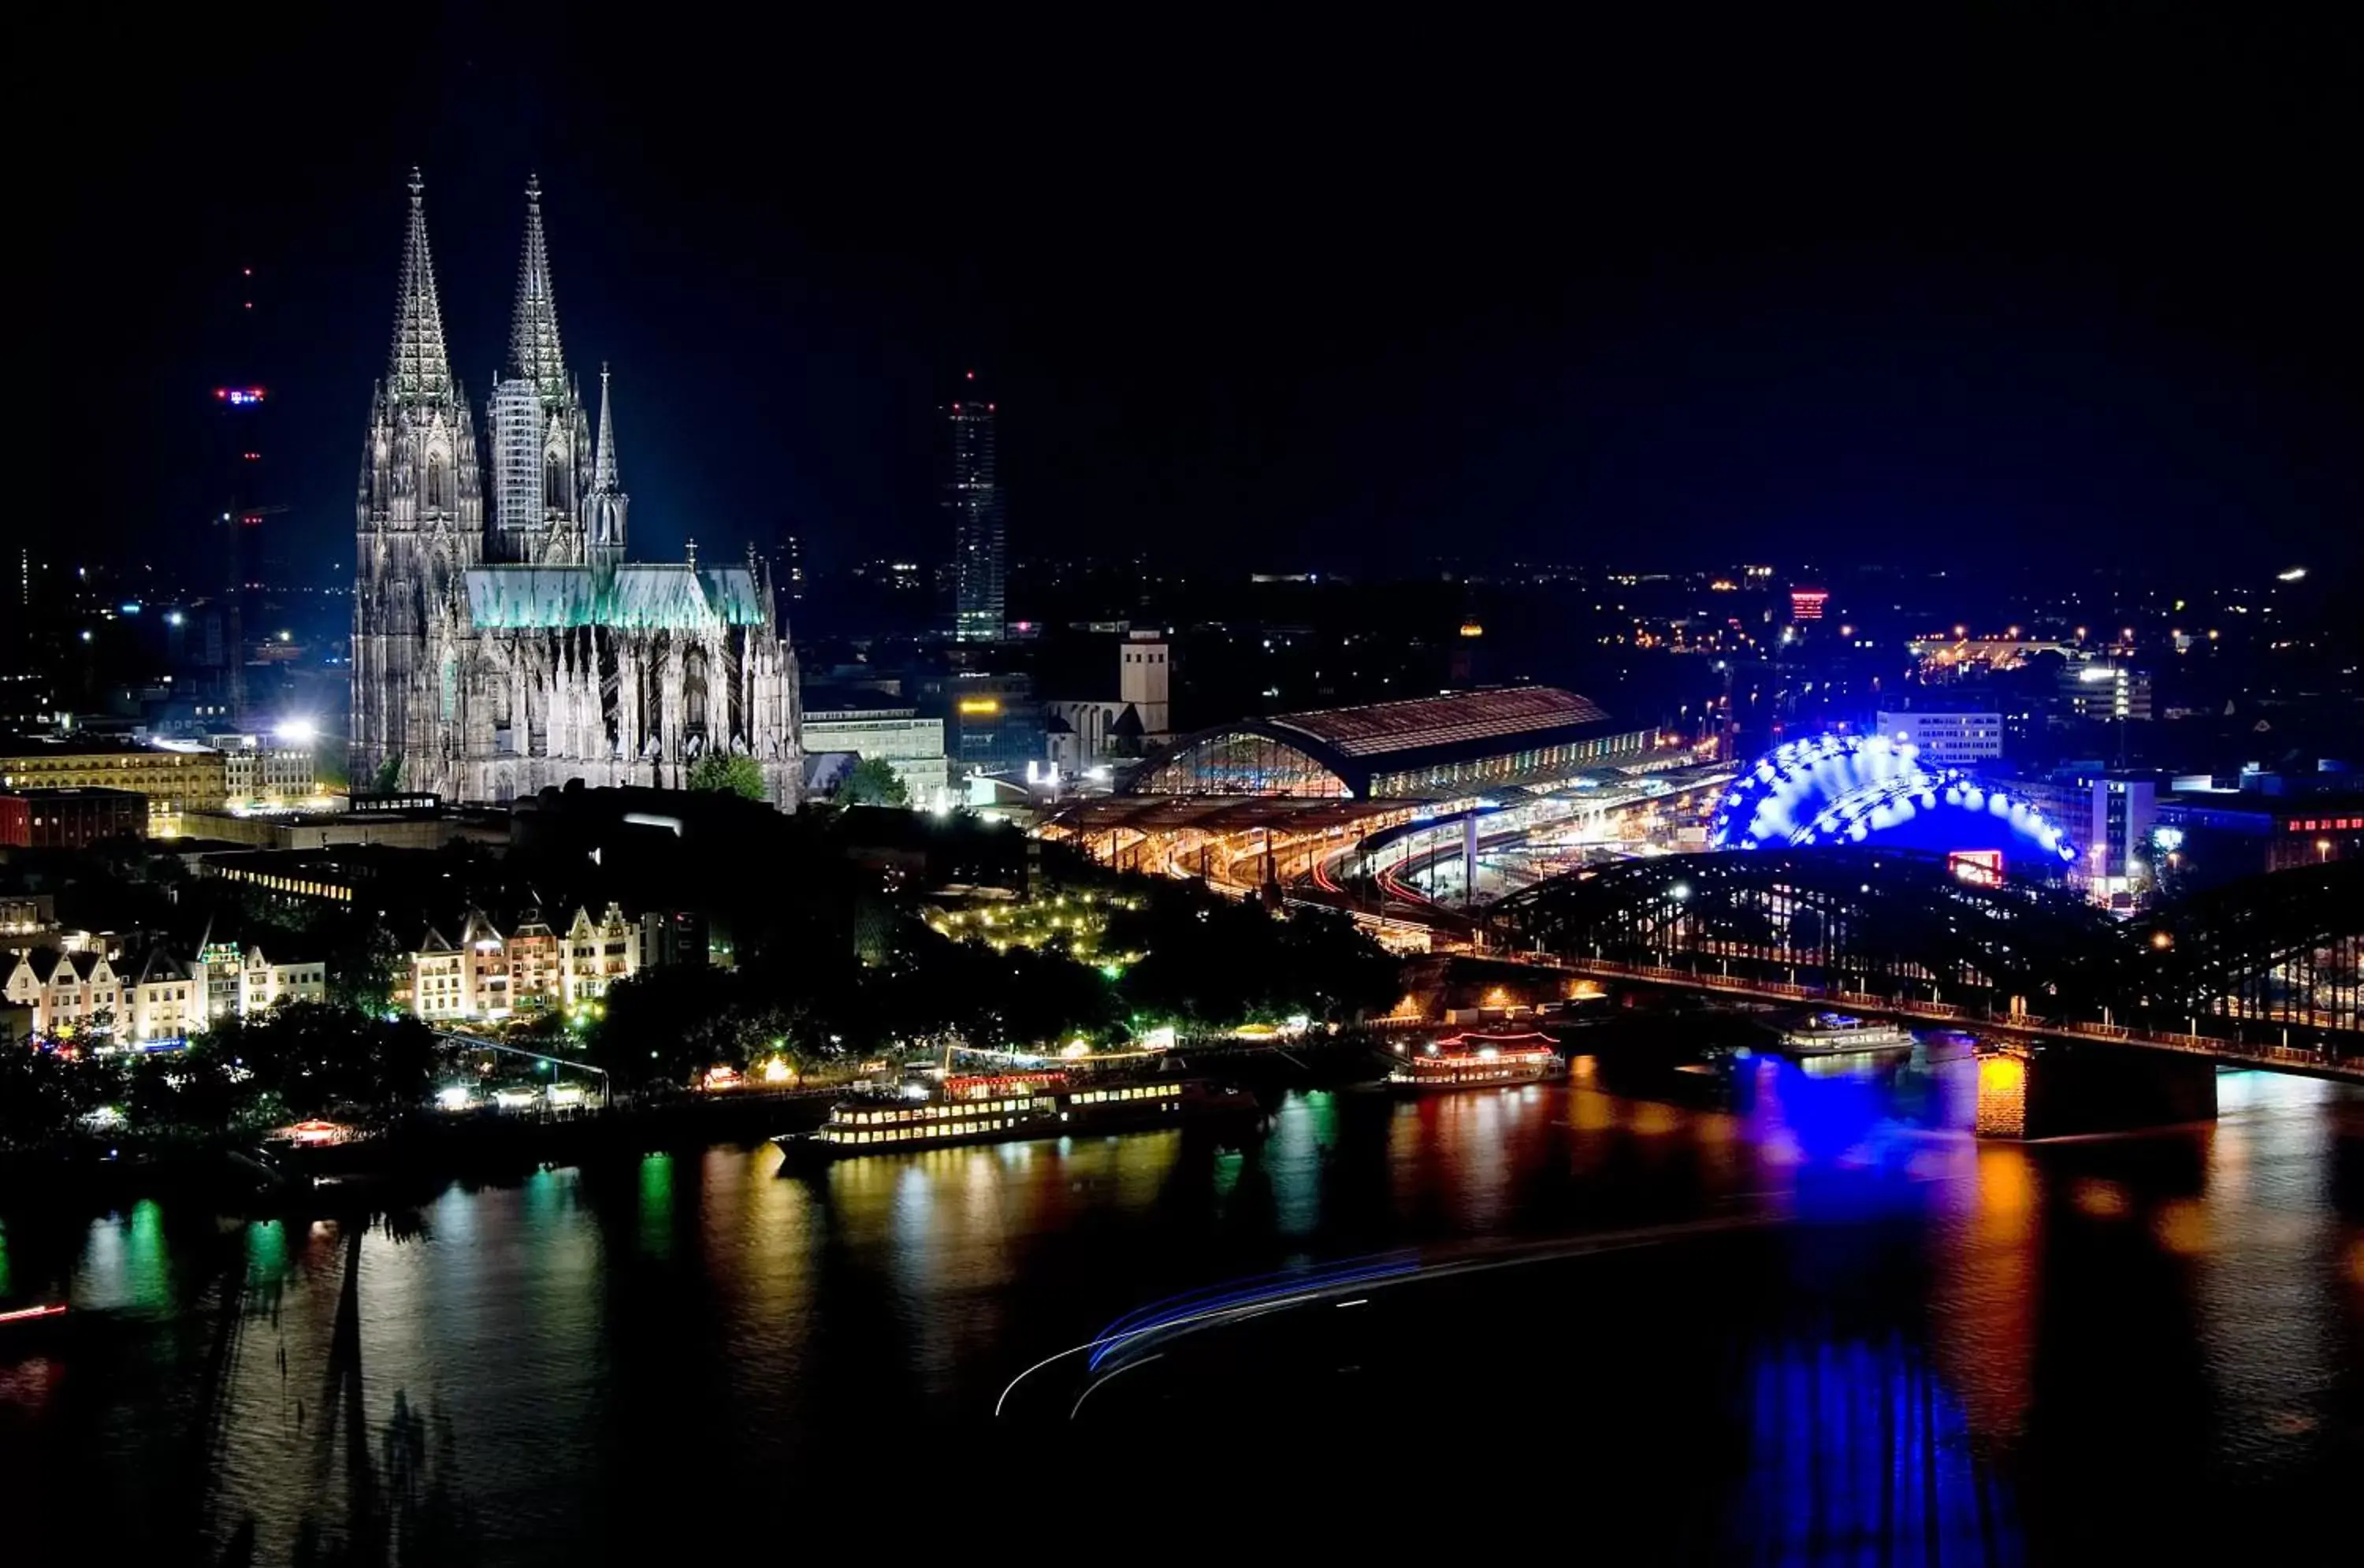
[1975,1042,2217,1140]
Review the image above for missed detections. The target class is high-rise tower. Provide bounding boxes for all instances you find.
[945,370,1003,642]
[212,259,284,724]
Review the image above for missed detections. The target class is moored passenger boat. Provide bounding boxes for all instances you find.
[1775,1012,1916,1055]
[1385,1030,1567,1091]
[775,1072,1258,1166]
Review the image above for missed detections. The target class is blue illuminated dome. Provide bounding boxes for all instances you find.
[1711,734,2079,871]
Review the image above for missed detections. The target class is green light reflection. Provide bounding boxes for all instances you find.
[637,1154,675,1261]
[125,1199,169,1310]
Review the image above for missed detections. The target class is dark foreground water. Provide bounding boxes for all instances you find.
[4,1048,2362,1564]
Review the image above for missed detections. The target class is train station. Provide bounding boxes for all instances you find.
[1040,686,1707,906]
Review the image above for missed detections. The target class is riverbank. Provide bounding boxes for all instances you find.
[0,1032,1406,1219]
[0,1090,846,1219]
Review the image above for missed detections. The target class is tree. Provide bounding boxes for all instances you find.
[842,756,910,808]
[688,751,768,801]
[372,752,405,794]
[0,1046,87,1150]
[318,912,403,1014]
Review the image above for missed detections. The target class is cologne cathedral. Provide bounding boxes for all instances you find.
[349,172,801,806]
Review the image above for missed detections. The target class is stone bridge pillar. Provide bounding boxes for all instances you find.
[1975,1042,2217,1140]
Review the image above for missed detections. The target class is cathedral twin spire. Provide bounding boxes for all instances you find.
[381,171,626,542]
[387,167,455,405]
[507,175,568,406]
[386,170,585,416]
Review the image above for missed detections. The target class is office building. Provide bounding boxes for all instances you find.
[206,733,318,805]
[1874,709,2003,771]
[798,707,950,803]
[946,371,1004,642]
[773,535,805,602]
[2002,771,2159,908]
[924,671,1044,776]
[2156,791,2364,888]
[2057,660,2153,724]
[1,787,150,847]
[0,738,225,830]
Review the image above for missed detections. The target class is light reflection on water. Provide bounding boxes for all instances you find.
[0,1050,2356,1561]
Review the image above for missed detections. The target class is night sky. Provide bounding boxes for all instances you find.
[43,11,2362,586]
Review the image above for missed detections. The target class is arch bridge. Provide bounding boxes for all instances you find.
[1489,850,2364,1078]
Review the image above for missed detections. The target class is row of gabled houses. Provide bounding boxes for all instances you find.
[407,902,645,1023]
[3,941,328,1043]
[6,900,676,1041]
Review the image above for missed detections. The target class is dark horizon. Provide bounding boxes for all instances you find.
[39,10,2362,587]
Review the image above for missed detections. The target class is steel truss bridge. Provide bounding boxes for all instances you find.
[1489,850,2364,1078]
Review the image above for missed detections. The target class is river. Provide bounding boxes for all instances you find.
[3,1046,2360,1563]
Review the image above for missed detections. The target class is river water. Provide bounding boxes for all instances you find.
[3,1047,2360,1563]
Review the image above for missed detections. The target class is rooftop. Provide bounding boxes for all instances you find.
[0,735,219,760]
[1269,687,1613,760]
[1046,797,1411,834]
[2,786,151,801]
[463,564,768,631]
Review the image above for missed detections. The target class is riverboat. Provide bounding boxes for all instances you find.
[1385,1031,1567,1091]
[775,1072,1258,1166]
[1775,1012,1916,1055]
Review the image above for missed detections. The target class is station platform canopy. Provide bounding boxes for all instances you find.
[1043,796,1411,836]
[1128,686,1652,801]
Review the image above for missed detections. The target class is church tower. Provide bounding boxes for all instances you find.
[351,169,485,792]
[488,176,593,564]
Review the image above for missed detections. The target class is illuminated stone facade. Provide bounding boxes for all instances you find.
[350,173,801,808]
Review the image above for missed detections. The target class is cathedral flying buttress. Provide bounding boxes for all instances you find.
[349,171,801,808]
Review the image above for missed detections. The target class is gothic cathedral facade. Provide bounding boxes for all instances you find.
[350,172,801,807]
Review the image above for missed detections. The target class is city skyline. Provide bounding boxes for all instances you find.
[9,16,2364,1559]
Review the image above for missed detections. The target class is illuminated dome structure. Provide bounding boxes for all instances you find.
[1711,734,2080,875]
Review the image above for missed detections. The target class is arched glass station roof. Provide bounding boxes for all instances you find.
[1132,687,1649,800]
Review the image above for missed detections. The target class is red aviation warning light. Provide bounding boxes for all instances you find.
[215,387,267,406]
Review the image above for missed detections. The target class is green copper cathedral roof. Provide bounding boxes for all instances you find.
[464,565,768,630]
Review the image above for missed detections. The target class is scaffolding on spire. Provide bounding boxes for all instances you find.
[387,168,455,404]
[507,174,568,405]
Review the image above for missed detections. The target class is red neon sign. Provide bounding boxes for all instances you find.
[1949,849,2005,887]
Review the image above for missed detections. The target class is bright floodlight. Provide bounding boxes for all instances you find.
[274,718,319,745]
